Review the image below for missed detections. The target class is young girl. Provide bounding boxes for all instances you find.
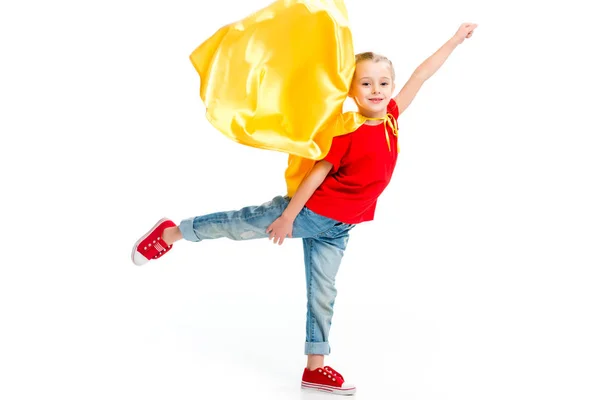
[131,22,477,396]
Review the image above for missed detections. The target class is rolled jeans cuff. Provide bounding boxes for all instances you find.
[179,217,199,242]
[305,341,330,355]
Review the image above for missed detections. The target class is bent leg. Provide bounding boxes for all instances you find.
[178,196,346,243]
[179,195,290,242]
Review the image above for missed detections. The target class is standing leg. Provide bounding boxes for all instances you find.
[303,227,352,367]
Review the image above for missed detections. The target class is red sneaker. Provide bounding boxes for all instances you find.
[131,218,176,266]
[301,366,356,395]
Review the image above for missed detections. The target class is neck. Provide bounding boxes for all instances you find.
[359,110,387,125]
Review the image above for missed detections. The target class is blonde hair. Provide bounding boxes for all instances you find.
[354,52,395,81]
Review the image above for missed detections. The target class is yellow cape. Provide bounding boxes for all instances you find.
[189,0,390,196]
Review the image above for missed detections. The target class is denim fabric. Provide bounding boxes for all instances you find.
[179,195,355,355]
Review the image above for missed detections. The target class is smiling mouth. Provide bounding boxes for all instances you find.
[369,98,384,102]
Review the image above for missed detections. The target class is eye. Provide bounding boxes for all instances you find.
[381,82,389,86]
[361,82,370,86]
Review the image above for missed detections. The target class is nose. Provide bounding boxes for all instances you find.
[371,84,381,94]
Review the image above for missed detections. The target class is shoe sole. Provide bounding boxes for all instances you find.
[301,381,356,395]
[131,217,170,266]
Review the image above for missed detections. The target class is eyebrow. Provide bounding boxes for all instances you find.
[359,76,391,80]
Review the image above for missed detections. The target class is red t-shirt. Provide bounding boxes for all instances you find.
[305,99,400,224]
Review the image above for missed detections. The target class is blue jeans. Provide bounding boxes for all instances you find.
[178,195,355,355]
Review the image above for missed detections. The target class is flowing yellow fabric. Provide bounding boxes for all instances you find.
[189,0,396,196]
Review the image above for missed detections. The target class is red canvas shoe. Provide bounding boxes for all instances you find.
[131,218,176,266]
[301,366,356,395]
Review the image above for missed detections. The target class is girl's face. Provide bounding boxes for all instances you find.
[349,60,395,118]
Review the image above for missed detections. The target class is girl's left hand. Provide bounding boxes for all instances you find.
[454,22,478,44]
[266,215,294,245]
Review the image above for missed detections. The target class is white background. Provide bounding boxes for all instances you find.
[1,0,599,399]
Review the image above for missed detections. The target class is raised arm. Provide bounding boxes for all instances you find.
[394,22,478,115]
